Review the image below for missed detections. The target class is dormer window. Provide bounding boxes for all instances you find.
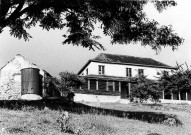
[98,65,105,75]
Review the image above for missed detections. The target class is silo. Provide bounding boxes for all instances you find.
[21,68,41,96]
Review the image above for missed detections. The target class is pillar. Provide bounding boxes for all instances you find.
[128,82,131,97]
[106,81,108,91]
[186,91,188,101]
[119,82,121,92]
[96,80,98,90]
[162,90,164,99]
[178,92,181,100]
[88,79,90,90]
[113,82,115,91]
[171,93,173,100]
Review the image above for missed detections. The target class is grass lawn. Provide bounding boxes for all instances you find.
[0,99,191,135]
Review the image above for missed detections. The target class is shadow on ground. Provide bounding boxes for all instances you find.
[0,98,182,126]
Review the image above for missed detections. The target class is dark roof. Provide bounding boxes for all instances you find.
[94,53,174,68]
[78,53,176,75]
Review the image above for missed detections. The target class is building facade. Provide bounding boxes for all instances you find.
[78,53,176,100]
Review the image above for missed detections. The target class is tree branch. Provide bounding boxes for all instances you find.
[0,0,10,19]
[6,0,25,23]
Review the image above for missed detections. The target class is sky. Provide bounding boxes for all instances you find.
[0,1,191,77]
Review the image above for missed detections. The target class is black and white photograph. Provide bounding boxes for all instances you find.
[0,0,191,134]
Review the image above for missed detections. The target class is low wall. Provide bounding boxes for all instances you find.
[74,93,120,103]
[74,94,191,104]
[160,99,191,104]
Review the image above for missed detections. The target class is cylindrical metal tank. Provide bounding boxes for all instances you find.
[21,68,41,95]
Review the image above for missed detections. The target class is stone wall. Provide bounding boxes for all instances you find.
[0,74,21,100]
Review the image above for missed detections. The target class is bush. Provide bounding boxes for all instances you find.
[131,76,161,103]
[56,111,83,134]
[159,68,191,100]
[77,114,116,135]
[6,127,26,134]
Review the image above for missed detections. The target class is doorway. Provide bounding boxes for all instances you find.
[121,82,130,99]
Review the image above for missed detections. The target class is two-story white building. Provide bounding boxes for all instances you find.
[77,53,176,102]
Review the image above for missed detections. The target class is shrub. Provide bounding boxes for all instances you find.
[56,111,83,134]
[46,71,85,97]
[6,127,26,134]
[159,68,191,100]
[79,114,116,135]
[21,106,36,112]
[131,76,161,103]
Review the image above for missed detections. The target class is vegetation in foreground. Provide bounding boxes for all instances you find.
[0,99,190,135]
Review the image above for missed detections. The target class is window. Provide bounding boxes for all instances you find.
[86,68,88,75]
[164,71,169,76]
[138,69,144,76]
[98,65,105,75]
[126,68,132,77]
[157,71,160,75]
[107,81,114,91]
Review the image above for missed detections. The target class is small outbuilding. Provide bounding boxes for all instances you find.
[0,54,59,100]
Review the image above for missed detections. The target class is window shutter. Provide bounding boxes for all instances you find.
[129,68,132,77]
[126,68,132,77]
[102,66,105,75]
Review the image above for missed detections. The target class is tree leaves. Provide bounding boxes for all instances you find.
[131,75,161,102]
[62,11,105,50]
[159,67,191,95]
[9,19,32,41]
[0,0,184,51]
[152,0,177,13]
[40,11,63,30]
[58,71,85,92]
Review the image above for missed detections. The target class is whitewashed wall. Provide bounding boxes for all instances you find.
[0,55,45,100]
[81,62,173,80]
[74,93,120,103]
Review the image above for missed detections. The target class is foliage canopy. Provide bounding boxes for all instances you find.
[131,65,191,102]
[44,71,85,96]
[58,71,85,90]
[131,75,161,103]
[0,0,183,51]
[159,66,191,96]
